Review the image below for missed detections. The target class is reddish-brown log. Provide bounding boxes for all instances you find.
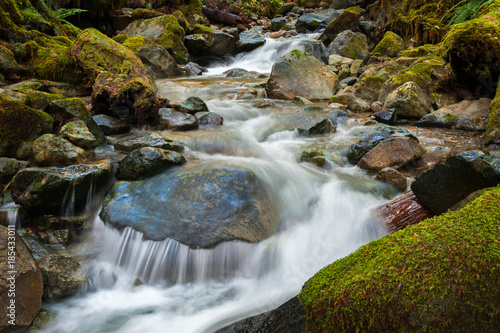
[202,6,247,26]
[378,190,434,233]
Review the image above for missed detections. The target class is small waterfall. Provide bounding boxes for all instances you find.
[205,34,325,75]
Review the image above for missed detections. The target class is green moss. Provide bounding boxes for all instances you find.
[131,9,164,21]
[113,34,129,44]
[122,36,149,53]
[485,84,500,144]
[14,40,39,61]
[192,24,213,35]
[0,95,53,149]
[33,41,79,83]
[72,28,147,81]
[299,185,500,332]
[361,75,387,87]
[23,89,64,110]
[443,113,459,121]
[172,10,189,33]
[402,44,440,57]
[373,31,405,57]
[442,16,500,90]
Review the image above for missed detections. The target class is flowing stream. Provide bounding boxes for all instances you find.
[40,36,391,333]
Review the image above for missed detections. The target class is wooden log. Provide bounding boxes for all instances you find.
[202,6,247,26]
[378,190,434,233]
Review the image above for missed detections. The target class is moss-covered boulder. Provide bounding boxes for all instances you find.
[326,30,369,60]
[353,76,387,103]
[184,25,236,56]
[120,15,189,63]
[32,134,85,166]
[0,95,53,157]
[299,185,500,332]
[373,31,405,57]
[59,120,99,149]
[0,43,23,78]
[92,114,131,136]
[32,38,83,85]
[486,84,500,145]
[384,81,433,119]
[319,6,362,46]
[266,49,339,100]
[46,98,106,145]
[442,15,500,91]
[131,8,164,21]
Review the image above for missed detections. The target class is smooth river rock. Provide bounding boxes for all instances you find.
[100,164,279,248]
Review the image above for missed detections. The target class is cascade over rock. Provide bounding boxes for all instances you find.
[100,164,279,248]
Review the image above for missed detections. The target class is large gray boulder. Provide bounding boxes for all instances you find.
[0,226,43,332]
[411,151,500,214]
[9,163,113,216]
[157,108,199,131]
[236,28,266,52]
[135,44,182,79]
[100,164,279,248]
[266,49,339,100]
[92,114,131,135]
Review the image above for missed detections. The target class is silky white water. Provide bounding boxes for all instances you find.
[40,36,390,333]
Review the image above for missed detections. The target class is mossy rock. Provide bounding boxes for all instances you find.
[299,185,500,332]
[120,14,188,64]
[0,43,23,77]
[122,36,151,53]
[131,8,164,21]
[71,28,148,81]
[32,39,82,84]
[112,34,129,44]
[373,31,405,57]
[0,95,53,156]
[402,44,440,58]
[486,84,500,145]
[172,10,190,34]
[353,75,387,103]
[319,6,362,46]
[442,15,500,92]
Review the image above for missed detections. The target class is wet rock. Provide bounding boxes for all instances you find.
[36,254,86,299]
[158,108,199,131]
[181,62,207,76]
[184,28,236,57]
[237,28,266,52]
[358,137,427,171]
[372,31,405,57]
[116,147,186,180]
[326,30,368,60]
[270,30,287,39]
[300,148,329,167]
[124,38,182,79]
[384,81,432,119]
[0,158,28,184]
[0,95,53,157]
[271,17,287,31]
[33,215,88,230]
[296,9,341,33]
[346,126,415,163]
[416,98,490,131]
[101,164,279,248]
[196,111,224,126]
[0,225,43,332]
[319,6,362,46]
[46,98,106,145]
[376,167,408,191]
[277,114,335,137]
[114,132,185,153]
[9,163,113,216]
[275,3,295,16]
[32,134,86,166]
[119,15,188,63]
[294,96,313,105]
[175,96,209,114]
[411,151,500,215]
[18,232,52,259]
[59,120,99,149]
[224,68,266,79]
[216,297,305,333]
[330,93,370,112]
[266,49,339,100]
[92,114,131,135]
[374,109,397,125]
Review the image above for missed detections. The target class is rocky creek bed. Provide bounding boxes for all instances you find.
[1,1,499,332]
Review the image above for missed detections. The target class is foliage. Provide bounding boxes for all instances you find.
[443,0,495,26]
[299,186,500,332]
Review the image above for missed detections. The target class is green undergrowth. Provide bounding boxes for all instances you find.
[299,186,500,332]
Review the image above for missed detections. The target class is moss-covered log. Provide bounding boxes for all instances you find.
[299,186,500,332]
